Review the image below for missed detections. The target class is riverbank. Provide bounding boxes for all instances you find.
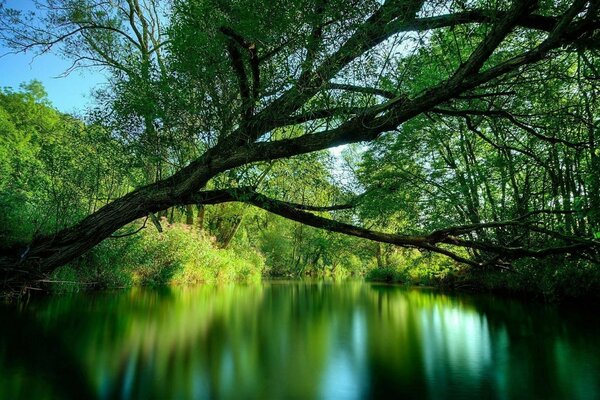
[365,257,600,304]
[6,222,599,304]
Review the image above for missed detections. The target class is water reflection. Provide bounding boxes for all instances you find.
[1,282,599,399]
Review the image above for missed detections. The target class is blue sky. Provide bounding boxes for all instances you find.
[0,0,106,114]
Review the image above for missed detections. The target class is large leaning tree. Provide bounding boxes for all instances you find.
[1,0,599,289]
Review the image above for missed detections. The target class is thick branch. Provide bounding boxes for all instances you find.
[280,107,367,126]
[189,188,479,266]
[223,36,252,121]
[220,27,260,99]
[190,188,599,265]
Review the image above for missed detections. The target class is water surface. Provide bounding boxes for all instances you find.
[1,281,599,399]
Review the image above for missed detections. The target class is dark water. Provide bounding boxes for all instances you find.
[1,281,599,399]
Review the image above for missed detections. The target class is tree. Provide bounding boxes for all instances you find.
[0,82,134,249]
[0,0,599,290]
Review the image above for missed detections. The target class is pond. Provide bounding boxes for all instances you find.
[1,281,599,399]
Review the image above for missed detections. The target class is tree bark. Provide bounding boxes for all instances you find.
[185,205,194,225]
[196,205,205,231]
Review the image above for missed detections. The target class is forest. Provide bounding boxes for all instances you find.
[1,0,600,300]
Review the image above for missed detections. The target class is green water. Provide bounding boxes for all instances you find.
[1,281,599,399]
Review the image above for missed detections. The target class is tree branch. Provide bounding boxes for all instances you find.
[189,187,599,266]
[328,83,398,99]
[220,27,260,100]
[432,107,590,148]
[223,35,252,121]
[189,187,480,266]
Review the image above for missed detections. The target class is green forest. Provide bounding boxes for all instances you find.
[1,0,599,301]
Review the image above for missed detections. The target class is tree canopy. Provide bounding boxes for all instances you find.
[0,0,599,291]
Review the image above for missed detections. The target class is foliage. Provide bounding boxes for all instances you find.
[0,0,599,301]
[465,258,600,302]
[365,267,408,284]
[365,248,462,286]
[0,82,133,248]
[51,222,264,293]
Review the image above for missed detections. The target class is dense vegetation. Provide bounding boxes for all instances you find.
[0,0,599,300]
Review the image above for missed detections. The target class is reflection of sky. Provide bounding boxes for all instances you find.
[320,310,368,399]
[420,305,493,399]
[219,347,235,397]
[318,292,509,400]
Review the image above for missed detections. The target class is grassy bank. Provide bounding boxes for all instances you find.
[50,223,264,293]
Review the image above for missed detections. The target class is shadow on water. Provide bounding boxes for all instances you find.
[1,281,599,399]
[0,304,95,399]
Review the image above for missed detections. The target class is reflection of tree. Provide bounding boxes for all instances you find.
[2,284,599,398]
[0,305,95,399]
[23,284,342,398]
[468,295,600,400]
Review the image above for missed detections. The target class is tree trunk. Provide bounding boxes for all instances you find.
[220,215,244,249]
[376,243,384,268]
[196,205,205,231]
[169,207,175,224]
[185,204,194,225]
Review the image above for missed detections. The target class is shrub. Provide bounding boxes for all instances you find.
[468,258,600,302]
[365,266,408,283]
[50,223,265,291]
[364,248,461,286]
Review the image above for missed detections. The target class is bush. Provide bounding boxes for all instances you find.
[343,254,367,276]
[50,223,265,291]
[365,267,408,283]
[49,265,81,294]
[364,248,461,286]
[468,258,600,302]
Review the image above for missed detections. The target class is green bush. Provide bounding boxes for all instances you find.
[365,267,408,283]
[364,248,461,286]
[49,265,81,294]
[468,258,600,302]
[343,254,367,276]
[50,223,265,291]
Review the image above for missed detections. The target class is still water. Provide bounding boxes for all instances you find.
[1,281,599,399]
